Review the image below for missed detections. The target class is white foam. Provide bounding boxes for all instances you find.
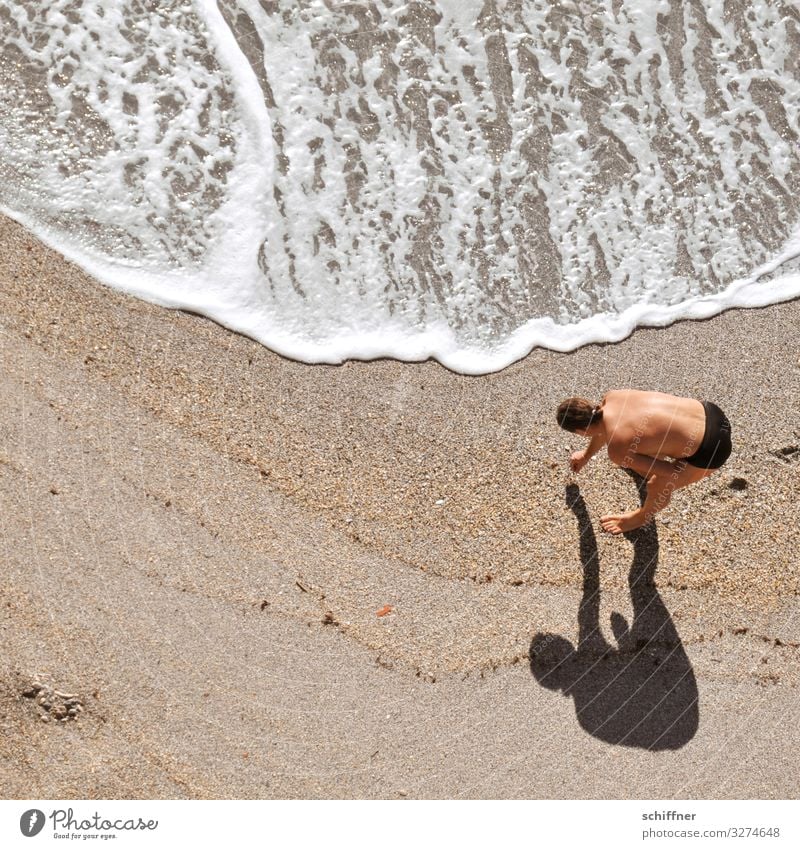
[1,0,798,374]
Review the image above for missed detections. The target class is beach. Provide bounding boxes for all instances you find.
[1,211,799,798]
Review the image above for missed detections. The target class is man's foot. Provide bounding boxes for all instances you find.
[600,510,649,535]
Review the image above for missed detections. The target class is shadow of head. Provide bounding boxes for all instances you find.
[529,633,577,694]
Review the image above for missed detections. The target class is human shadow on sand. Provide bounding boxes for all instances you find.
[529,479,698,750]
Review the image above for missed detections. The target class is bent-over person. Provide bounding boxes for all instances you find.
[556,390,732,534]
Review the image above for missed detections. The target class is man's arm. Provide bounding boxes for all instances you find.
[583,433,607,463]
[571,432,607,472]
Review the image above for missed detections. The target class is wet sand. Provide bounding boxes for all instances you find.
[1,212,799,798]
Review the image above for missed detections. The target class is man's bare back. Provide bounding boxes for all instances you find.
[599,390,707,463]
[556,390,732,534]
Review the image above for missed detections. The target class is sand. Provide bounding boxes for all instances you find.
[1,211,799,799]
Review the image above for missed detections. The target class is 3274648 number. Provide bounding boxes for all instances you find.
[729,828,780,838]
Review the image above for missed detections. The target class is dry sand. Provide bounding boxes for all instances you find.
[1,212,799,798]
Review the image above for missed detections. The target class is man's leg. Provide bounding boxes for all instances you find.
[600,463,714,534]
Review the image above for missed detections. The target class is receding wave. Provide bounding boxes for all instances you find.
[1,0,799,372]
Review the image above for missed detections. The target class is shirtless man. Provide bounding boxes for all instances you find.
[556,390,732,534]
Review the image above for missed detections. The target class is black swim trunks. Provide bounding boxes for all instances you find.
[684,401,732,469]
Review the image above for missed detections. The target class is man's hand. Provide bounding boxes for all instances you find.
[570,450,588,473]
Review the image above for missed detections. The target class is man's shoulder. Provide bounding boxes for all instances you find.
[602,401,638,448]
[599,389,630,411]
[602,388,662,412]
[602,388,649,400]
[600,388,635,402]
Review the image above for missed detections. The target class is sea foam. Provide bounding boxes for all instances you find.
[1,0,798,373]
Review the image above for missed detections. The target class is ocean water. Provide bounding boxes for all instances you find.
[1,0,799,373]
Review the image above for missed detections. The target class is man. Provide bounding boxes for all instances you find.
[556,390,732,534]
